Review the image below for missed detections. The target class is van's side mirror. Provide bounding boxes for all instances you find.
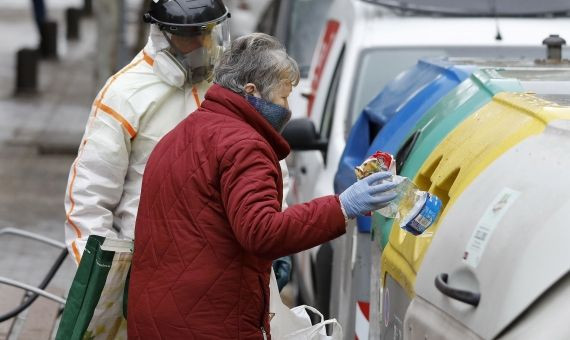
[282,118,328,152]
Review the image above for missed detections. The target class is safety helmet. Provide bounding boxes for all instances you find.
[144,0,231,86]
[143,0,230,37]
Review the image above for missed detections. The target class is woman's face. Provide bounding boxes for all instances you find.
[267,80,292,110]
[245,77,293,109]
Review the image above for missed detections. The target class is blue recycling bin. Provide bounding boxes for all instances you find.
[334,59,474,232]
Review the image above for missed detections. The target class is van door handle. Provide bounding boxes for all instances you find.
[435,273,480,307]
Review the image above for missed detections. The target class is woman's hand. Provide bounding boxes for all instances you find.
[339,171,397,219]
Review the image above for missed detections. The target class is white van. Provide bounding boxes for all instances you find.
[281,0,570,335]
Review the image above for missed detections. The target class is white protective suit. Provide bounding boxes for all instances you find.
[64,27,290,264]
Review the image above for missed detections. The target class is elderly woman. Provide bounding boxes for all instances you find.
[127,33,396,339]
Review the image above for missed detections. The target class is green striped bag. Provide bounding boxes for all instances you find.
[55,235,133,340]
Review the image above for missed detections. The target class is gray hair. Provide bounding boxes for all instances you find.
[214,33,300,99]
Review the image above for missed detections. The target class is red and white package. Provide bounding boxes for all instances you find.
[354,151,396,180]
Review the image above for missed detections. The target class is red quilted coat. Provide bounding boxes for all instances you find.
[127,84,346,339]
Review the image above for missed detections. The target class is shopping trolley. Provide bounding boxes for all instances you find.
[0,228,68,339]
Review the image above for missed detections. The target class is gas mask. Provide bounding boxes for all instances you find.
[153,20,230,88]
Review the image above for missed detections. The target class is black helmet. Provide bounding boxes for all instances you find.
[143,0,230,36]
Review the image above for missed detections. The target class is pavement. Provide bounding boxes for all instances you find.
[0,2,135,339]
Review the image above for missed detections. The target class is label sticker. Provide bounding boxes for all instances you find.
[463,188,520,268]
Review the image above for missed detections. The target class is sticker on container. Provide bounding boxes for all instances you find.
[463,188,520,268]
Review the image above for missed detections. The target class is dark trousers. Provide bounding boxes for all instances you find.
[31,0,46,34]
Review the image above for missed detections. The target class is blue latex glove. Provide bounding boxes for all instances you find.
[339,171,397,219]
[272,256,292,292]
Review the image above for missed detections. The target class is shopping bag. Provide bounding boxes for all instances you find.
[269,269,342,339]
[55,235,133,340]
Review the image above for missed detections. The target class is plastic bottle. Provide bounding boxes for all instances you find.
[378,176,442,235]
[354,151,442,235]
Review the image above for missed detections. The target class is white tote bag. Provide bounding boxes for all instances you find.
[269,269,342,340]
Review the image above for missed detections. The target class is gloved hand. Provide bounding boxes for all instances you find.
[339,171,397,219]
[272,256,292,292]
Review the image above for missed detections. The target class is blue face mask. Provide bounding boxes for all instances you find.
[246,95,292,132]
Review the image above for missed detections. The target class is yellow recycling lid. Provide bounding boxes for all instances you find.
[382,92,570,297]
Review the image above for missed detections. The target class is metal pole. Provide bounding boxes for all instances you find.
[82,0,93,16]
[39,21,58,58]
[15,48,38,94]
[66,7,81,40]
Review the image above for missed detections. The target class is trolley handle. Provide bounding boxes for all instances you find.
[0,242,68,322]
[0,228,65,249]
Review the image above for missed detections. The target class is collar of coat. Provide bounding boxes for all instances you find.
[202,84,291,160]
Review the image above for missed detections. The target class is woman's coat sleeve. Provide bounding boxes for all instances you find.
[220,138,346,260]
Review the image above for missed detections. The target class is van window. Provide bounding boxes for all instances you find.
[347,49,447,130]
[320,48,345,141]
[287,0,333,77]
[256,0,280,35]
